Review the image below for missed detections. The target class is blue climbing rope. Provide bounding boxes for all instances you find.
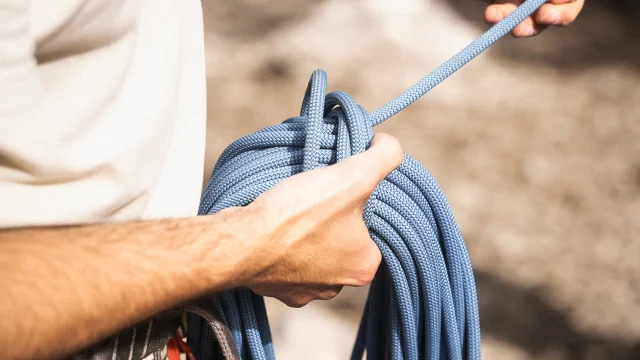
[189,1,547,359]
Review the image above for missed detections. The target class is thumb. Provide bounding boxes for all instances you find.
[363,133,405,182]
[335,133,404,195]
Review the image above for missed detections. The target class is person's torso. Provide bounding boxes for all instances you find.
[0,0,207,227]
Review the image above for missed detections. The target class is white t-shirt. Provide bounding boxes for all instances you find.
[0,0,206,227]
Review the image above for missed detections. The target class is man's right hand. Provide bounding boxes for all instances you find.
[0,133,402,359]
[229,133,404,307]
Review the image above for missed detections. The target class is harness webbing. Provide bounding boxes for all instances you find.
[190,1,547,359]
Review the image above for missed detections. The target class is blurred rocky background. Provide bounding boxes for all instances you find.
[200,0,640,359]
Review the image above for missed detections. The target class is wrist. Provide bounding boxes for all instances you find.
[192,206,280,291]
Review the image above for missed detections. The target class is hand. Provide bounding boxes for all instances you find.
[234,133,404,307]
[0,134,401,358]
[484,0,584,37]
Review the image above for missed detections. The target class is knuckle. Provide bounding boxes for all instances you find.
[342,235,383,287]
[560,15,576,26]
[369,244,383,266]
[353,270,376,287]
[365,245,383,281]
[283,297,308,308]
[250,287,267,297]
[291,302,306,309]
[318,287,342,300]
[364,265,379,283]
[353,251,381,286]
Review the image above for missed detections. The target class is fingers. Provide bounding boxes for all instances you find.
[512,17,547,38]
[535,0,584,26]
[484,1,518,25]
[485,1,545,37]
[484,0,583,37]
[265,285,344,308]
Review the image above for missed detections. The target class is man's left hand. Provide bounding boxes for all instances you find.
[484,0,584,37]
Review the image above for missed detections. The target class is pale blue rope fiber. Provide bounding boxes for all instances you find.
[188,1,546,359]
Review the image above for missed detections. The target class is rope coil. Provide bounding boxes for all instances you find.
[189,1,548,359]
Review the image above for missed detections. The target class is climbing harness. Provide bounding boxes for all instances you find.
[188,1,548,359]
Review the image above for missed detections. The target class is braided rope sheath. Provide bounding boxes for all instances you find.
[188,1,547,359]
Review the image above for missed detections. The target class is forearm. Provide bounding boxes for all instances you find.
[0,209,263,360]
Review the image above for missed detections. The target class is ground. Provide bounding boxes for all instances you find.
[200,1,640,359]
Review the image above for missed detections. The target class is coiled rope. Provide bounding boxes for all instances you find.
[188,1,547,359]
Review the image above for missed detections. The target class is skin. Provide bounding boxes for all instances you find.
[0,3,585,360]
[484,0,585,37]
[0,134,403,360]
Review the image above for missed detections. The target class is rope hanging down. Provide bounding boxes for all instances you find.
[188,1,547,359]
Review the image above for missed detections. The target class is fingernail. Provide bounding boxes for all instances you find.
[541,9,560,24]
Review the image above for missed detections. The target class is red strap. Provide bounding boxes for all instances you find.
[167,337,181,360]
[176,334,195,360]
[167,334,195,360]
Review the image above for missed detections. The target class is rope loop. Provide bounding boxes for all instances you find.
[195,69,481,360]
[300,70,374,171]
[190,1,549,359]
